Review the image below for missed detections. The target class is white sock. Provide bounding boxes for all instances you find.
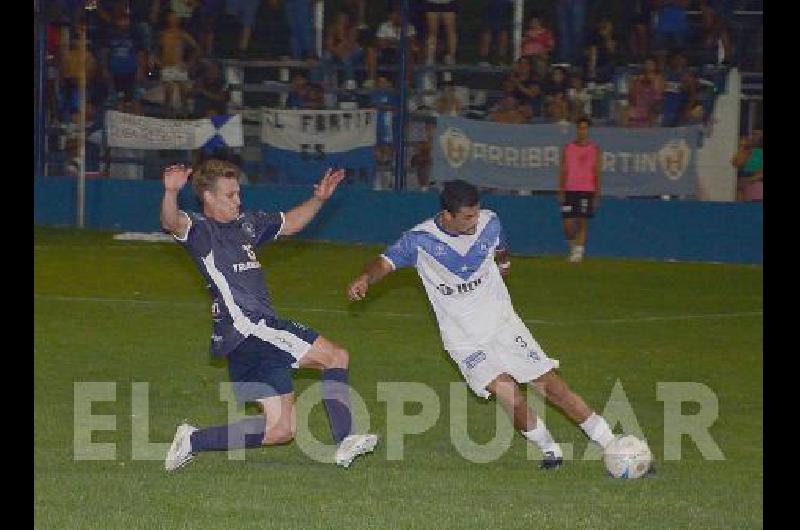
[579,412,615,449]
[574,245,584,256]
[522,418,563,458]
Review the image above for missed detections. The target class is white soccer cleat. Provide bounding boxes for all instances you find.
[335,433,379,468]
[164,423,197,472]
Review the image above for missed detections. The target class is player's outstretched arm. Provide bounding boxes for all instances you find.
[347,256,394,301]
[280,168,346,236]
[161,163,192,239]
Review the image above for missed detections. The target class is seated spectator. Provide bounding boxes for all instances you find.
[190,58,229,117]
[305,82,326,109]
[732,129,763,201]
[323,10,365,86]
[567,72,592,122]
[661,50,697,127]
[478,0,513,66]
[423,0,459,65]
[365,4,420,87]
[488,79,532,124]
[158,10,203,115]
[622,57,663,127]
[520,14,555,63]
[435,83,462,117]
[586,19,622,84]
[652,0,690,64]
[543,66,569,122]
[507,57,543,116]
[285,71,310,108]
[101,9,147,113]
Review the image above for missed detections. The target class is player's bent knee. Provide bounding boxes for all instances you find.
[329,347,350,369]
[266,425,295,445]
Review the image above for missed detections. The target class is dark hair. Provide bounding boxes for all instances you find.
[576,116,592,126]
[440,180,480,214]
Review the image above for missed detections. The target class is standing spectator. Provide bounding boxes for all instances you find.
[225,0,261,56]
[274,0,318,61]
[622,0,652,64]
[586,19,622,85]
[478,0,514,66]
[651,0,690,64]
[661,50,696,127]
[699,0,734,65]
[567,72,591,122]
[555,0,588,65]
[101,9,146,112]
[365,4,420,87]
[371,76,399,189]
[191,0,224,55]
[323,10,364,86]
[559,116,601,263]
[158,10,203,115]
[423,0,459,65]
[732,129,763,202]
[543,66,570,122]
[622,57,664,127]
[520,14,555,64]
[58,22,100,124]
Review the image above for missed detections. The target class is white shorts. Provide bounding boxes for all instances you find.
[161,66,189,82]
[447,314,559,399]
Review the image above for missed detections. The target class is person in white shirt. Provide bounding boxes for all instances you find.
[347,179,618,469]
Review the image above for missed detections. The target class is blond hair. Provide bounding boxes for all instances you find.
[191,159,240,199]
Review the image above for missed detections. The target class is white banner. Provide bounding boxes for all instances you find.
[105,111,243,150]
[260,109,376,153]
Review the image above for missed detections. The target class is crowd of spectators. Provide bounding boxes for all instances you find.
[39,1,761,191]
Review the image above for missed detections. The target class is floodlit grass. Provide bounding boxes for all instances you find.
[34,227,762,529]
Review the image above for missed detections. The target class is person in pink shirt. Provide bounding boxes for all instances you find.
[559,117,602,262]
[520,15,555,61]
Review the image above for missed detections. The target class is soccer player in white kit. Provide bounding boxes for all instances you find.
[347,180,617,468]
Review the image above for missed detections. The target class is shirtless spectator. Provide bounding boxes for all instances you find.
[158,10,203,115]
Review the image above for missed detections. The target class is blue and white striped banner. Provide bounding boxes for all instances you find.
[260,109,376,185]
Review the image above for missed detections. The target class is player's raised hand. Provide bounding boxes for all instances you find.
[313,168,346,201]
[163,163,192,192]
[347,274,370,302]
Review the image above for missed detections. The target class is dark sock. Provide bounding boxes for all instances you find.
[189,417,265,452]
[322,368,353,444]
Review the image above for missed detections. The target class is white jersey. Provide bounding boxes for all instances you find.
[381,209,515,351]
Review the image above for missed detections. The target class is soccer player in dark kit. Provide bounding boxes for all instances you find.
[160,159,378,471]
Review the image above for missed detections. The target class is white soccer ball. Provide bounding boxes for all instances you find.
[603,435,653,479]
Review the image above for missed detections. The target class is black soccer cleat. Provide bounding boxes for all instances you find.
[539,451,564,470]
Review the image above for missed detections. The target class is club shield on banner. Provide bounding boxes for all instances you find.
[433,117,702,196]
[260,109,376,185]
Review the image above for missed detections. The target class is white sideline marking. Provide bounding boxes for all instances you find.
[33,294,761,326]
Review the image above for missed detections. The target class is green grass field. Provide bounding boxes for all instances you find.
[34,226,763,529]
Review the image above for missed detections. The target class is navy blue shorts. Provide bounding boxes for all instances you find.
[227,319,319,405]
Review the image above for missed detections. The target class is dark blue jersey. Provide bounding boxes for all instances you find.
[175,209,285,357]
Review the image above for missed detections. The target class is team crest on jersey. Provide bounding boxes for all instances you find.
[434,244,447,256]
